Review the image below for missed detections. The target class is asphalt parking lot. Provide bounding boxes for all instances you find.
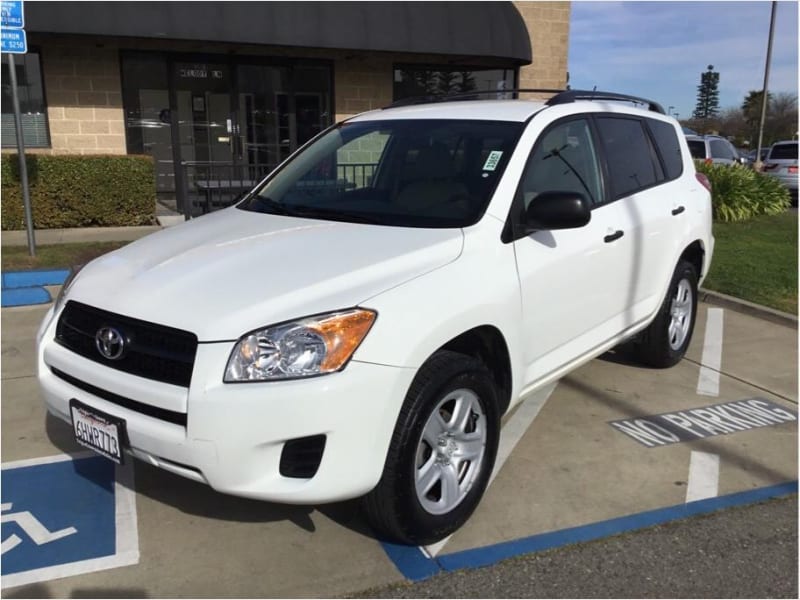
[1,298,797,597]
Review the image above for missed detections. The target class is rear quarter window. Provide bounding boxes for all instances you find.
[647,119,684,181]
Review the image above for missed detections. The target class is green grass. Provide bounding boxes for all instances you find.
[703,211,798,314]
[1,241,129,272]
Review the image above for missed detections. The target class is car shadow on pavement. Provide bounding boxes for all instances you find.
[44,414,377,540]
[3,583,150,599]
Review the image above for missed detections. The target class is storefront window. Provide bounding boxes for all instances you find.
[1,51,50,148]
[393,66,516,101]
[122,52,331,216]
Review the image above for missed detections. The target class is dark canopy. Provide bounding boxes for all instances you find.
[27,1,532,64]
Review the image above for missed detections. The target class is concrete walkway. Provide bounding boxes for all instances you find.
[1,225,164,246]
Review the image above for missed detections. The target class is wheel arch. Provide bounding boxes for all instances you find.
[435,325,513,416]
[679,239,705,280]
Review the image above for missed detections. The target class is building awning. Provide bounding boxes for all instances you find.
[27,1,532,64]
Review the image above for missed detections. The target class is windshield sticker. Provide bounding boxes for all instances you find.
[483,151,503,171]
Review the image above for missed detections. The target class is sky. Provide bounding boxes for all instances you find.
[567,1,799,119]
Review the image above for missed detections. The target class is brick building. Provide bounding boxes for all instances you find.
[2,1,570,216]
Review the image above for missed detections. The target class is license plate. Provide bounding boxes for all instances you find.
[70,399,126,464]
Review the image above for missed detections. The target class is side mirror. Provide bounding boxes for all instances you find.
[525,191,592,232]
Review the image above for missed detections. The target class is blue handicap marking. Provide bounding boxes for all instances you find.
[1,454,139,589]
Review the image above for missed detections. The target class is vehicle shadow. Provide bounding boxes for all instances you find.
[3,583,150,599]
[44,414,378,541]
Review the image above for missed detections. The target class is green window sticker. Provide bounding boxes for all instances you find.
[483,150,503,171]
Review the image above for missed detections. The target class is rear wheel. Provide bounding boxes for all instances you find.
[363,350,500,545]
[635,259,698,368]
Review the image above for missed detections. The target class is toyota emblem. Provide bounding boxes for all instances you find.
[95,326,126,360]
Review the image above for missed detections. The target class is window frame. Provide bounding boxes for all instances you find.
[643,117,685,183]
[503,111,681,243]
[593,114,665,201]
[1,47,51,149]
[503,114,609,243]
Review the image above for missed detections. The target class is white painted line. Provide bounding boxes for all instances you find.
[1,455,140,589]
[423,382,558,558]
[697,308,724,397]
[685,451,720,503]
[2,451,95,470]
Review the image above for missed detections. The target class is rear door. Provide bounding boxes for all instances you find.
[594,115,685,323]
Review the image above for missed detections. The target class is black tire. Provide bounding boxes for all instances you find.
[363,350,500,545]
[635,259,699,368]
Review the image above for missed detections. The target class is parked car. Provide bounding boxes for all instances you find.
[743,147,770,168]
[685,134,745,166]
[37,90,714,545]
[761,140,798,200]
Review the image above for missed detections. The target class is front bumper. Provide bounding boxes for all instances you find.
[37,306,415,503]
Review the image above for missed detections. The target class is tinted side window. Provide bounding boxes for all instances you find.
[647,119,683,180]
[596,117,658,198]
[687,140,707,160]
[710,139,735,160]
[521,118,603,208]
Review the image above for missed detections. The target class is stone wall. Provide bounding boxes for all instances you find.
[35,43,126,154]
[514,1,571,98]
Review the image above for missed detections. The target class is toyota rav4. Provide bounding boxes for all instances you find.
[37,90,714,544]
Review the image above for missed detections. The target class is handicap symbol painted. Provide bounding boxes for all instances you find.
[1,502,78,554]
[1,453,139,589]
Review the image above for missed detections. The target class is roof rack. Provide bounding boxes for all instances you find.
[383,88,666,115]
[385,88,566,109]
[546,90,666,114]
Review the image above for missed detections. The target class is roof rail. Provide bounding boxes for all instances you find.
[385,88,566,109]
[546,90,666,114]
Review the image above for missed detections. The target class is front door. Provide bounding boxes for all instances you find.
[513,117,634,385]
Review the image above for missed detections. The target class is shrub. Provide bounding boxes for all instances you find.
[1,154,156,230]
[695,161,791,222]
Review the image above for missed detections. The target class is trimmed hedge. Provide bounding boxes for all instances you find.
[1,154,156,230]
[695,161,791,223]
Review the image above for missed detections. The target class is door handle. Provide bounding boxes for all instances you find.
[671,206,685,216]
[604,230,624,243]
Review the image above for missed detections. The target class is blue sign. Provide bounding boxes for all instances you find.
[1,454,139,589]
[1,27,26,54]
[0,1,23,29]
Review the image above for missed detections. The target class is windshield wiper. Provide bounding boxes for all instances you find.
[287,205,385,225]
[250,196,295,216]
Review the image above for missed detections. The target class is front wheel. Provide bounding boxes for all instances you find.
[635,259,699,368]
[363,350,500,545]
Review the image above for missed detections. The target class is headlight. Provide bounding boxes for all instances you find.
[224,309,376,382]
[54,263,85,313]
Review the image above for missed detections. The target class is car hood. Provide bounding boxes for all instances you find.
[67,208,463,340]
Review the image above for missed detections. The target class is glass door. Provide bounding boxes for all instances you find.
[235,65,291,181]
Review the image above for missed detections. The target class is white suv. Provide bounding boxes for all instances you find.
[36,90,714,544]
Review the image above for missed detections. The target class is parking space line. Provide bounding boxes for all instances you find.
[435,481,797,573]
[686,451,720,502]
[423,382,558,558]
[697,308,724,397]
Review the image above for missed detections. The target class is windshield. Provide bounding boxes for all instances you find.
[238,119,523,228]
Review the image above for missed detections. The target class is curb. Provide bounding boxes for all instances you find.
[699,288,797,329]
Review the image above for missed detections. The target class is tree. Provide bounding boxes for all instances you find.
[693,65,720,119]
[457,71,476,94]
[741,90,797,146]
